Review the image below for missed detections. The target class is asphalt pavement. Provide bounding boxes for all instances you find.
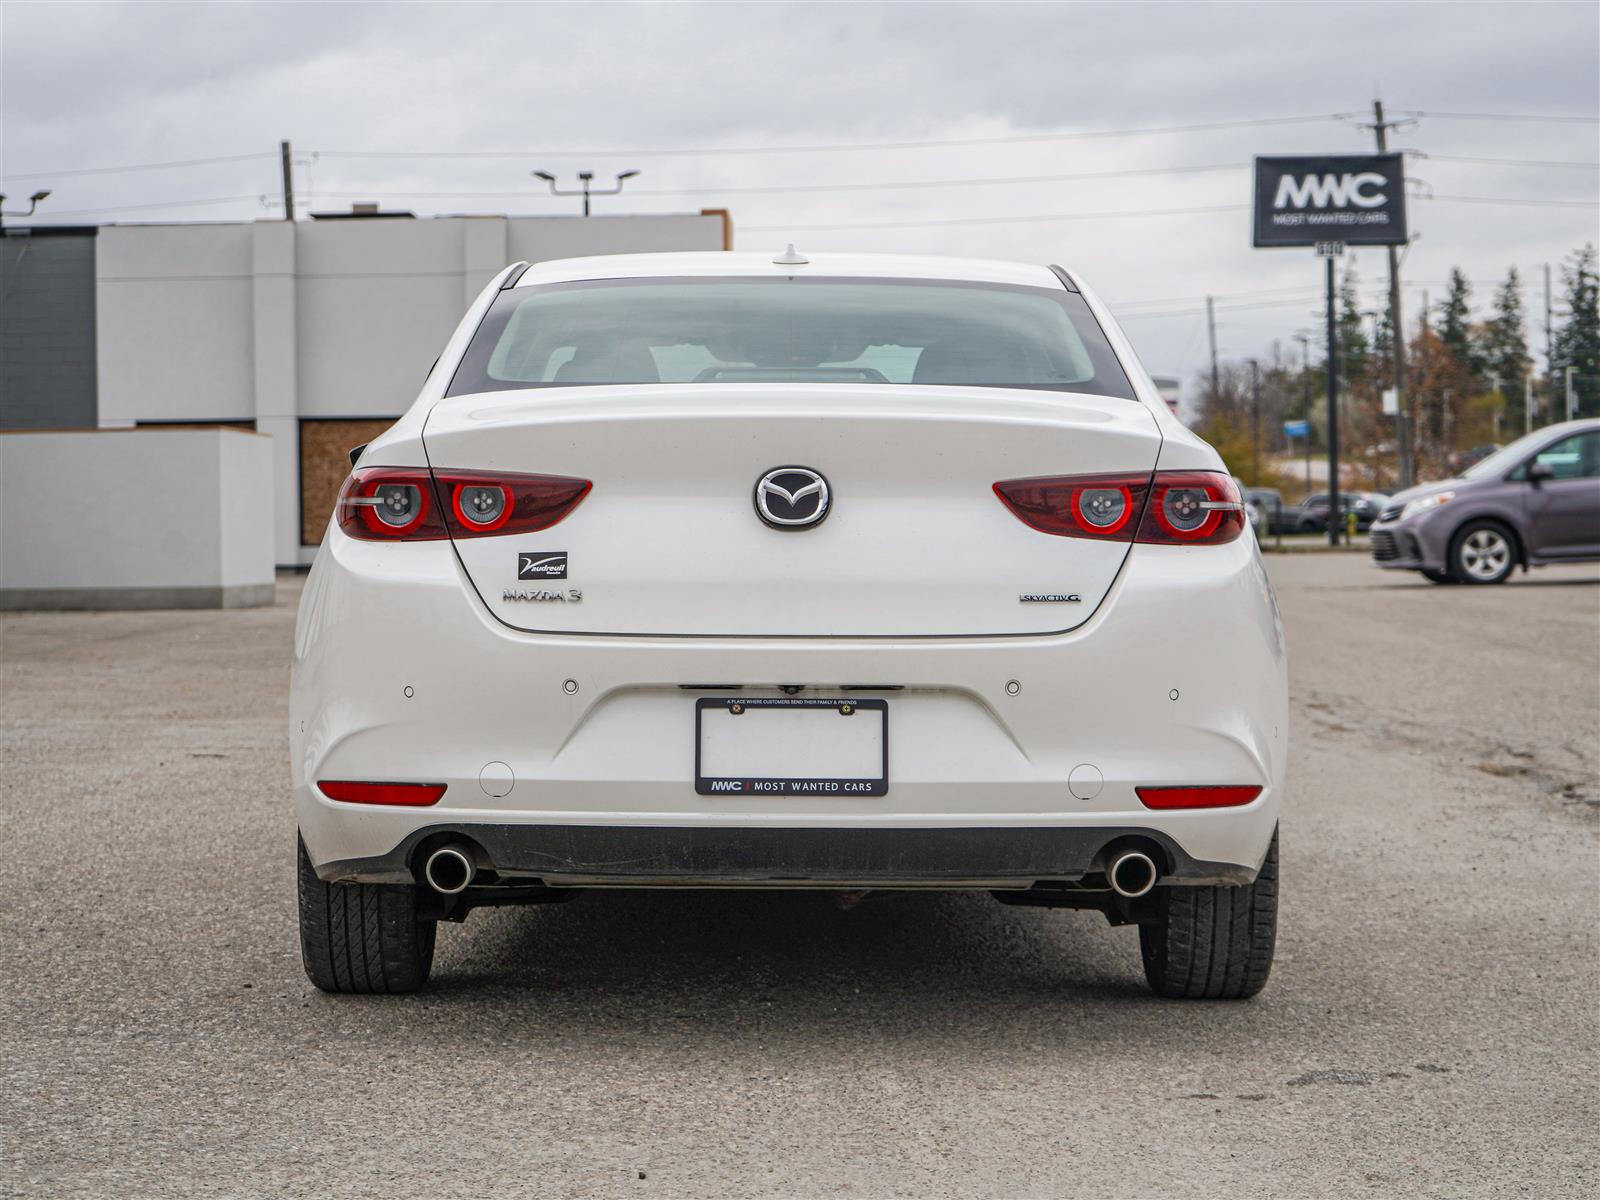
[2,554,1596,1198]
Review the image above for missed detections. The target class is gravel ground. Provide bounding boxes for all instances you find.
[2,554,1595,1198]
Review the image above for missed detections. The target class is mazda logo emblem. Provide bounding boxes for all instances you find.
[754,466,831,529]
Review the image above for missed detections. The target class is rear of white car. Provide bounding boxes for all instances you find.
[291,252,1286,998]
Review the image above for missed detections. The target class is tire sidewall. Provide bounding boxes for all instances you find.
[1449,519,1517,585]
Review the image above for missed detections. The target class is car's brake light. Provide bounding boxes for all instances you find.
[318,780,448,806]
[992,473,1150,541]
[1136,785,1261,809]
[337,468,591,541]
[993,470,1245,545]
[337,468,449,540]
[1140,472,1248,545]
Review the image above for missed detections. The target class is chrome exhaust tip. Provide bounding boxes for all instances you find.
[423,844,476,895]
[1107,850,1159,899]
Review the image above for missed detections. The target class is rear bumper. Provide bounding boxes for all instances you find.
[292,527,1288,884]
[314,821,1261,888]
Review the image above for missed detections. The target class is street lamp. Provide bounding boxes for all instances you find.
[0,189,51,229]
[531,170,639,216]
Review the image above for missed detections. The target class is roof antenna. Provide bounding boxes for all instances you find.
[772,243,809,266]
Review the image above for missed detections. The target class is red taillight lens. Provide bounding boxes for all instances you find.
[432,470,591,539]
[993,470,1244,546]
[992,473,1151,541]
[1140,472,1247,545]
[337,467,590,541]
[1136,785,1261,810]
[337,468,449,540]
[318,780,447,806]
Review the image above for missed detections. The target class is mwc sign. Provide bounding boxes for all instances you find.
[1252,154,1407,246]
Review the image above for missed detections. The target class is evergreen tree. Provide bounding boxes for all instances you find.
[1437,267,1479,382]
[1552,243,1600,419]
[1478,268,1530,429]
[1336,266,1369,382]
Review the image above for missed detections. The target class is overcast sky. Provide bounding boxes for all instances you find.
[3,0,1596,390]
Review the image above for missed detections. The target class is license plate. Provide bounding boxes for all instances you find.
[695,697,888,796]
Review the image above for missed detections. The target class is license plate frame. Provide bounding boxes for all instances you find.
[694,697,889,797]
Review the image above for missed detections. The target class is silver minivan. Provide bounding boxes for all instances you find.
[1370,418,1600,584]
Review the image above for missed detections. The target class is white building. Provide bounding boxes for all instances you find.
[2,209,729,567]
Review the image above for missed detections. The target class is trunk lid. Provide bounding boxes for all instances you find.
[424,384,1162,637]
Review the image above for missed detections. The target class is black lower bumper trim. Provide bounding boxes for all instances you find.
[316,823,1257,888]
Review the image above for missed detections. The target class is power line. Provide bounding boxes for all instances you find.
[1119,285,1402,322]
[1112,283,1341,311]
[743,204,1250,233]
[28,194,266,219]
[311,114,1348,161]
[1424,193,1599,208]
[1406,110,1600,124]
[0,152,273,183]
[1418,152,1600,169]
[314,162,1246,201]
[36,186,1592,227]
[744,189,1597,233]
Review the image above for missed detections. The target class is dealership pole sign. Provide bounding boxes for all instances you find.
[1251,153,1408,547]
[1252,154,1408,247]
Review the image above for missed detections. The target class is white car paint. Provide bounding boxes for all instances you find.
[292,252,1286,888]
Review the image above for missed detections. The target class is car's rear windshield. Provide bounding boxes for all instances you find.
[446,276,1135,399]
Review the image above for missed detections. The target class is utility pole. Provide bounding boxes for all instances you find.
[1206,295,1219,401]
[1544,263,1555,423]
[1567,366,1577,420]
[1296,333,1313,492]
[280,140,295,221]
[1369,100,1413,489]
[1524,375,1534,436]
[1248,358,1262,485]
[1323,245,1342,547]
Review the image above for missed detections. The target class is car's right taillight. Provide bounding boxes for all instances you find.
[994,470,1245,546]
[336,467,591,542]
[1138,472,1247,545]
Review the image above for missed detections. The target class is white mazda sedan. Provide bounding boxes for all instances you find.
[292,250,1286,998]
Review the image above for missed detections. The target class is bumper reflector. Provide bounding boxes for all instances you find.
[318,781,447,807]
[1137,785,1261,810]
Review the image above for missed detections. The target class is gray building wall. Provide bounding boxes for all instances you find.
[92,212,728,565]
[0,228,97,429]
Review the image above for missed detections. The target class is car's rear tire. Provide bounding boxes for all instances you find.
[1139,828,1277,999]
[1421,567,1457,584]
[1449,520,1517,585]
[298,836,436,994]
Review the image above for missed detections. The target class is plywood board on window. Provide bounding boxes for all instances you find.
[300,419,395,545]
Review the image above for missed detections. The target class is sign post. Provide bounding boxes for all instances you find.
[1253,154,1408,546]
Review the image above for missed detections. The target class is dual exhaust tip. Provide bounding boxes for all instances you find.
[422,843,476,895]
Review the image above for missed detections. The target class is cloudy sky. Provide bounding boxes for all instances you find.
[3,0,1596,390]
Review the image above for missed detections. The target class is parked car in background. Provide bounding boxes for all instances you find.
[1370,418,1600,584]
[1241,487,1288,534]
[1289,491,1386,533]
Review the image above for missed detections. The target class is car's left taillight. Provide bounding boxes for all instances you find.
[336,467,591,541]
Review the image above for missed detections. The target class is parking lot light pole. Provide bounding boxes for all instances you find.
[0,189,51,229]
[532,170,640,216]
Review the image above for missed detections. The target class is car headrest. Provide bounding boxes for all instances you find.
[553,343,660,384]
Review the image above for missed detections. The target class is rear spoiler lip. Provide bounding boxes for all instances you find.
[1046,264,1080,293]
